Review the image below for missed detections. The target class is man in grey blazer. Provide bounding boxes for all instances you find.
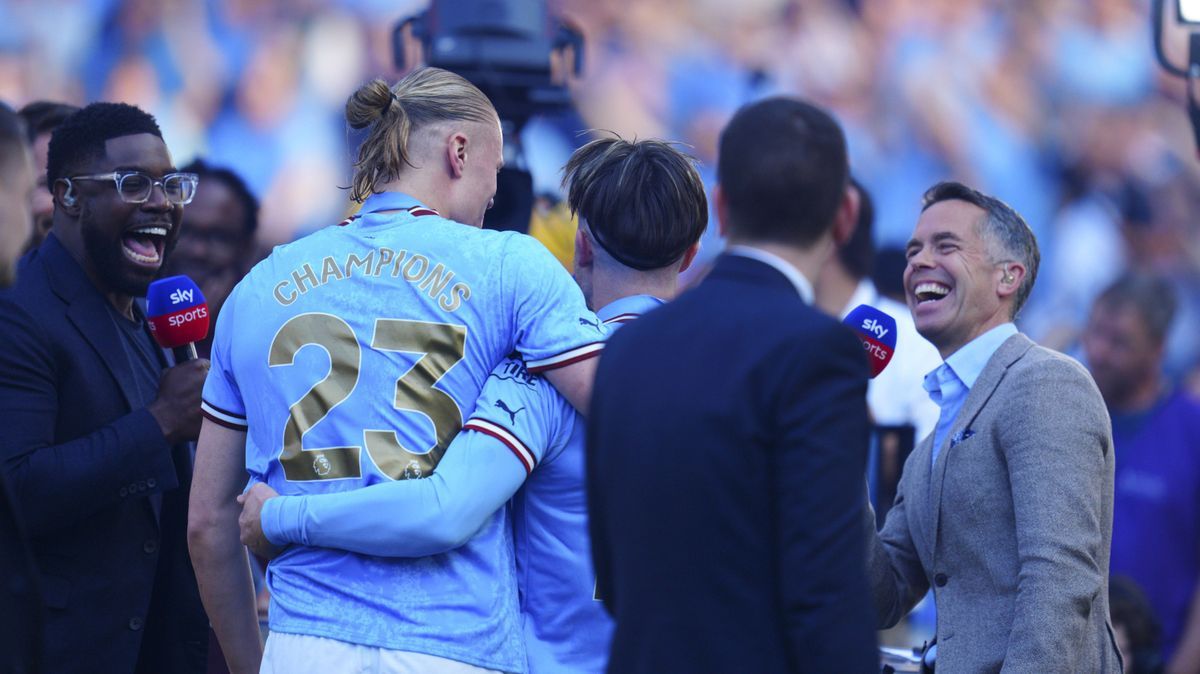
[867,181,1122,672]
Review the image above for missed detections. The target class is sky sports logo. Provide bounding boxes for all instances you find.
[169,288,196,305]
[165,305,208,327]
[146,275,210,348]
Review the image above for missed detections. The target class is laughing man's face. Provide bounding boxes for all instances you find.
[73,133,183,297]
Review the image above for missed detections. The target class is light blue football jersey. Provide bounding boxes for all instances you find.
[200,191,603,672]
[463,294,663,673]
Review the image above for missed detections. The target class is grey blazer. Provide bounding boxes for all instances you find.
[867,333,1123,673]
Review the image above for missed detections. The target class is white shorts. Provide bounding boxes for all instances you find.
[260,631,507,674]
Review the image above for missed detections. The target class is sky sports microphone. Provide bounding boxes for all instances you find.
[146,275,210,362]
[842,304,896,378]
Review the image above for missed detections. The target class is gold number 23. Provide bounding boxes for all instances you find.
[267,313,467,481]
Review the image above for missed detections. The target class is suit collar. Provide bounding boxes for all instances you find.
[40,234,146,412]
[928,332,1035,551]
[724,246,815,303]
[707,252,811,301]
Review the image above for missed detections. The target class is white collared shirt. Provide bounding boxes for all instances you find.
[726,245,815,304]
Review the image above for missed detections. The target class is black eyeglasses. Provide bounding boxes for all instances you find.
[65,171,200,206]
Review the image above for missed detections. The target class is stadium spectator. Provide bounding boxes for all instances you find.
[161,158,259,358]
[816,177,941,440]
[1084,273,1200,674]
[1110,575,1166,674]
[17,100,79,252]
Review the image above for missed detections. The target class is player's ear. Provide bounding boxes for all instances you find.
[574,222,594,270]
[447,130,469,179]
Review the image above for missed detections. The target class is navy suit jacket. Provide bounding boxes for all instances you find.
[0,234,207,673]
[587,253,878,673]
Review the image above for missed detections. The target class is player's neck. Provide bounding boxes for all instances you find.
[376,176,449,218]
[815,259,859,317]
[589,267,675,312]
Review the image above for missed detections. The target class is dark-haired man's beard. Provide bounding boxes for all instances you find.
[80,212,177,298]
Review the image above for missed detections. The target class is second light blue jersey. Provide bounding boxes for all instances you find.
[200,191,603,672]
[464,294,664,673]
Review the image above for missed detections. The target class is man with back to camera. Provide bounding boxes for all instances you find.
[18,101,80,253]
[0,102,210,673]
[188,67,604,674]
[234,135,709,674]
[866,181,1121,672]
[0,99,42,674]
[587,97,879,673]
[1083,273,1200,674]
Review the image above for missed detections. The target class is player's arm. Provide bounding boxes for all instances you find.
[999,358,1111,672]
[259,429,527,556]
[187,419,262,674]
[541,358,598,416]
[0,298,188,534]
[258,360,564,556]
[504,235,603,415]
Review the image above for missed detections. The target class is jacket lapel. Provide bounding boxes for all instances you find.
[907,433,937,567]
[928,333,1035,553]
[43,237,142,410]
[44,236,165,523]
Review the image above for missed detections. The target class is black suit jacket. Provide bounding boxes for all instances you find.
[0,234,207,674]
[587,254,878,673]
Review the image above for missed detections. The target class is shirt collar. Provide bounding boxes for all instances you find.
[359,191,430,216]
[942,322,1018,390]
[726,245,815,304]
[839,279,880,320]
[597,294,665,324]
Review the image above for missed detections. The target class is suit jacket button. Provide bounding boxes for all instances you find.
[143,540,159,554]
[137,480,147,491]
[147,478,157,488]
[934,573,948,587]
[128,617,144,631]
[119,487,128,497]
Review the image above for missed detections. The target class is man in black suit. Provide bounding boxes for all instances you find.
[0,102,210,673]
[587,97,878,673]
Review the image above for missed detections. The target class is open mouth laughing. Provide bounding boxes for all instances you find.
[122,223,170,268]
[913,281,951,306]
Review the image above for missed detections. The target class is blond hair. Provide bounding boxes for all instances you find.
[345,67,497,202]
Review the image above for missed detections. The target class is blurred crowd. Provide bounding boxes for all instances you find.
[2,0,1197,382]
[2,0,1200,669]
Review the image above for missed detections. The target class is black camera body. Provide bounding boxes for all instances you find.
[393,0,584,232]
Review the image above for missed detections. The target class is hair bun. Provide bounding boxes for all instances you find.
[346,79,395,130]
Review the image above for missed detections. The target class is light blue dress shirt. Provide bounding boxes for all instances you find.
[925,323,1018,466]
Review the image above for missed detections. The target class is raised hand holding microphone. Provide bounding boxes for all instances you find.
[146,275,211,444]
